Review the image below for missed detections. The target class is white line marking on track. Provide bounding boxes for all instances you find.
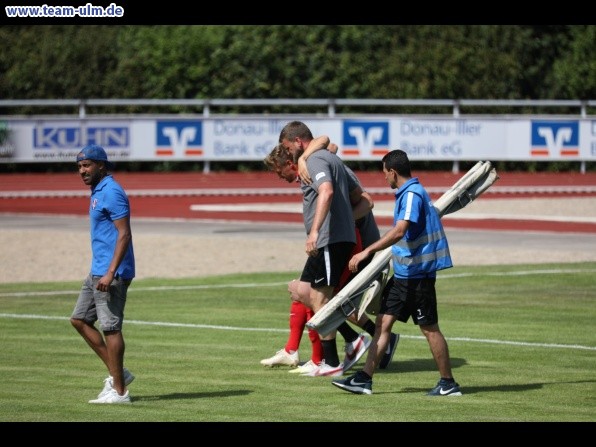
[189,203,596,223]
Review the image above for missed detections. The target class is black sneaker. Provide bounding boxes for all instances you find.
[331,371,372,395]
[427,379,462,396]
[379,333,399,369]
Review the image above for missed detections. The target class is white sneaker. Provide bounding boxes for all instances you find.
[288,359,318,374]
[89,388,131,404]
[97,377,113,400]
[302,361,344,377]
[260,349,299,367]
[96,367,136,399]
[343,333,372,372]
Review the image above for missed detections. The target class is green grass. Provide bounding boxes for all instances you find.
[1,263,595,422]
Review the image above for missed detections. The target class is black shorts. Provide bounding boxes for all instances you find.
[300,241,354,289]
[379,276,439,326]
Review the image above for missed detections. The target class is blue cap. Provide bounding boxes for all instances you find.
[76,144,114,169]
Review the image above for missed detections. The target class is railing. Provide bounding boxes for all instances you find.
[0,98,594,118]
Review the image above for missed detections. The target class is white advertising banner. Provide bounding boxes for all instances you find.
[1,116,594,163]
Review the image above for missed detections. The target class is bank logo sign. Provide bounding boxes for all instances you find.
[156,121,203,157]
[531,121,579,157]
[342,121,389,157]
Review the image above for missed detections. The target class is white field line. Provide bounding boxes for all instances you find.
[1,268,595,352]
[2,269,595,298]
[0,312,593,351]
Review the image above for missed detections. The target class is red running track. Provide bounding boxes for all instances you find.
[1,171,595,233]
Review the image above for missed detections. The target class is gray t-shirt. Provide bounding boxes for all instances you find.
[301,150,356,248]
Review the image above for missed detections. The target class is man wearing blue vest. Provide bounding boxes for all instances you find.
[71,144,136,404]
[331,149,461,396]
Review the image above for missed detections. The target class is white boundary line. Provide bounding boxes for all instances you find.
[1,268,595,352]
[2,269,596,298]
[0,312,593,351]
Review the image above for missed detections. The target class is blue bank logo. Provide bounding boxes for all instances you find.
[33,126,129,148]
[156,121,203,157]
[531,121,579,157]
[342,121,389,157]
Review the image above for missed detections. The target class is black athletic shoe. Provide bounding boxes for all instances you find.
[331,371,373,395]
[379,333,399,369]
[427,379,462,396]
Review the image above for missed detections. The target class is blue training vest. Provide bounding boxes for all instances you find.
[391,178,453,279]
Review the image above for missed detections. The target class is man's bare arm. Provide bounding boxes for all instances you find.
[298,135,331,184]
[351,190,374,220]
[306,181,333,256]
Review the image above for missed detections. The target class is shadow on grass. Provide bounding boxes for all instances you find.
[133,390,252,402]
[382,356,468,373]
[396,379,596,395]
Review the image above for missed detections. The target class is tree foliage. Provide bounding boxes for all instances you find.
[1,25,594,104]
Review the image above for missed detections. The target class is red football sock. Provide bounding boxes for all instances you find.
[285,301,307,353]
[306,306,323,364]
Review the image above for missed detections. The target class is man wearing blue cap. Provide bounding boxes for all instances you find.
[71,144,136,404]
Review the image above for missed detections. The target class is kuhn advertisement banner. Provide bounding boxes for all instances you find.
[1,117,595,163]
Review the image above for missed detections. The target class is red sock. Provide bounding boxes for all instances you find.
[306,307,323,364]
[285,301,307,353]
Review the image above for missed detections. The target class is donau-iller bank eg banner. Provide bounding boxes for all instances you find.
[1,117,595,163]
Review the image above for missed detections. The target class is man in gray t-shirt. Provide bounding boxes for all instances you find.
[279,121,365,376]
[301,149,357,249]
[264,142,394,376]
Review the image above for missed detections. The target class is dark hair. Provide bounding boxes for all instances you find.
[382,149,411,177]
[278,121,313,143]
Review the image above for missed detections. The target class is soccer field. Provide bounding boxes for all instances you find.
[1,263,595,422]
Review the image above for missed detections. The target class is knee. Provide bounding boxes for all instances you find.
[420,323,440,338]
[288,280,299,301]
[70,318,85,331]
[289,280,311,305]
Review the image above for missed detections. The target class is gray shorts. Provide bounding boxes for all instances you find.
[71,273,132,332]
